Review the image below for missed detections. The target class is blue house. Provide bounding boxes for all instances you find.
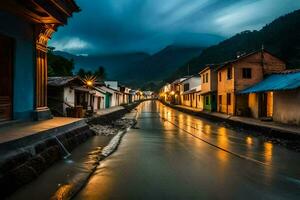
[0,0,79,122]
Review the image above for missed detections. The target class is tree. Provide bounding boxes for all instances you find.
[94,66,106,81]
[47,46,74,76]
[77,68,87,78]
[77,68,93,78]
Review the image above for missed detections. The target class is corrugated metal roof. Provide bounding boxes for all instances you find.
[48,76,80,86]
[240,71,300,94]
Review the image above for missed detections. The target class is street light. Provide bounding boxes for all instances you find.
[81,75,97,88]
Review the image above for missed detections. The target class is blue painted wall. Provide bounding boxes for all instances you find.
[0,12,35,120]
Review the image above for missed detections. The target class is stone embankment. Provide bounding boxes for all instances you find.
[0,102,140,198]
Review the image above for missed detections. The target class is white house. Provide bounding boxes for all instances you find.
[48,76,94,117]
[180,76,202,109]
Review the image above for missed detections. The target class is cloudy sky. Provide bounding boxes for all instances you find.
[50,0,300,55]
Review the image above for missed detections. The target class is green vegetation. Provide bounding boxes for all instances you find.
[77,66,107,81]
[48,47,74,76]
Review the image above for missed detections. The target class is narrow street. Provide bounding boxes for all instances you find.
[75,100,300,199]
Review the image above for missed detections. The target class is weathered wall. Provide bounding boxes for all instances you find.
[63,87,75,115]
[0,12,35,120]
[201,69,211,92]
[217,66,235,114]
[235,52,285,92]
[273,89,300,125]
[248,93,259,118]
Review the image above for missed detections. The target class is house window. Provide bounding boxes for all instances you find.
[206,73,209,83]
[205,96,209,105]
[227,67,232,80]
[242,68,252,79]
[184,83,189,91]
[219,95,222,104]
[227,93,231,105]
[202,75,205,83]
[219,72,222,82]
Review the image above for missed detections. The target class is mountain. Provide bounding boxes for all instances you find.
[169,9,300,81]
[123,45,204,84]
[53,51,150,80]
[54,45,203,89]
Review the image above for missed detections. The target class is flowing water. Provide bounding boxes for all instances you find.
[9,101,300,199]
[75,101,300,200]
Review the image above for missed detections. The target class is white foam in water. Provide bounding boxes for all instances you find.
[101,130,125,157]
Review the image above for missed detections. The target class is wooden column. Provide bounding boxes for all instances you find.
[34,24,55,120]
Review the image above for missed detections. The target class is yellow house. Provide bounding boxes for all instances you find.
[199,65,218,112]
[216,49,286,115]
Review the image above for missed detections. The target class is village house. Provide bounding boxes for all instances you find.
[180,76,202,109]
[104,81,124,105]
[170,77,189,104]
[92,82,106,112]
[240,70,300,125]
[48,76,95,118]
[143,91,154,99]
[119,85,131,105]
[160,83,171,102]
[129,90,138,103]
[199,65,218,112]
[0,0,79,122]
[216,49,286,116]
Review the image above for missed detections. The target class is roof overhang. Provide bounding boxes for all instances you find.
[0,0,80,25]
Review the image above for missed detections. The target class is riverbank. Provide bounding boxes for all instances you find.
[1,102,140,199]
[160,101,300,152]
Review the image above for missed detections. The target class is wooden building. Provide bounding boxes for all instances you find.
[216,49,286,115]
[0,0,79,122]
[199,65,218,112]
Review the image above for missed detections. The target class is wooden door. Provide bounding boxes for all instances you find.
[259,93,268,117]
[0,35,13,121]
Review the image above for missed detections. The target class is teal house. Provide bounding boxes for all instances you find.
[0,0,79,122]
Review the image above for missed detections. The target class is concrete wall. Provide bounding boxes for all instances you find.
[0,12,35,120]
[248,93,259,118]
[63,87,75,115]
[93,92,105,112]
[105,81,118,90]
[273,89,300,125]
[181,77,201,90]
[217,66,235,114]
[217,51,285,116]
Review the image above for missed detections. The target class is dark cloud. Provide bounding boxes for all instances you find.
[50,0,300,55]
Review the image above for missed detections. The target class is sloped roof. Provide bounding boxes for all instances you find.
[199,64,218,74]
[48,76,80,86]
[215,49,284,71]
[240,70,300,94]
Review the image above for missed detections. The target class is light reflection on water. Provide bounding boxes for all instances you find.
[156,101,280,168]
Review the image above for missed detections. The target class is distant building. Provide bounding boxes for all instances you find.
[0,1,79,122]
[240,70,300,125]
[179,76,202,109]
[216,49,286,115]
[199,65,218,112]
[100,85,122,108]
[170,77,189,104]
